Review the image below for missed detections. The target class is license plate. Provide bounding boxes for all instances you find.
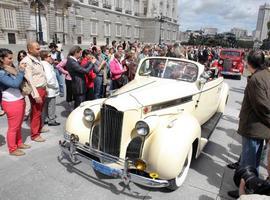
[91,160,121,177]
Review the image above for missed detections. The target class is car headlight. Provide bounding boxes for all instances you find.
[233,61,237,66]
[218,60,223,65]
[135,121,150,136]
[83,108,95,122]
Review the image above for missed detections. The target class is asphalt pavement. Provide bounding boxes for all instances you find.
[0,77,268,200]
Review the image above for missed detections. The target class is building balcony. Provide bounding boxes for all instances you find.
[115,7,122,12]
[90,0,99,6]
[103,4,112,9]
[125,10,132,15]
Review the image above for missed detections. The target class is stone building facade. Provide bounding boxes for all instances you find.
[255,3,270,42]
[0,0,179,45]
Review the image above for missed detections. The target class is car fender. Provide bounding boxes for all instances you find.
[211,60,219,68]
[238,62,244,73]
[141,112,201,180]
[217,82,229,113]
[65,99,105,144]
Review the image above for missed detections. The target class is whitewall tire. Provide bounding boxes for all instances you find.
[168,147,192,190]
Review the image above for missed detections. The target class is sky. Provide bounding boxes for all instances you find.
[178,0,268,34]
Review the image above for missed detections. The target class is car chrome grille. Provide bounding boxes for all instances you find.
[91,124,100,150]
[100,105,123,157]
[223,59,232,71]
[126,137,143,159]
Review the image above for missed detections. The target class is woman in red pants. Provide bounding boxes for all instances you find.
[0,48,30,156]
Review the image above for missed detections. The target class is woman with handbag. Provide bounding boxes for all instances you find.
[110,52,128,90]
[0,48,31,156]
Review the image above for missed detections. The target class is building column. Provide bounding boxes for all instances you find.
[122,0,125,14]
[131,0,134,15]
[147,0,152,17]
[111,0,115,11]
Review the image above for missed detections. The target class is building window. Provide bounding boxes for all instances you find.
[56,16,63,32]
[8,33,16,44]
[89,0,99,6]
[116,24,121,37]
[126,25,131,38]
[104,22,111,36]
[134,26,139,38]
[93,37,97,45]
[115,0,122,8]
[75,8,80,15]
[103,0,111,8]
[91,20,98,35]
[173,31,176,41]
[2,8,16,29]
[106,37,110,45]
[76,18,83,34]
[77,36,82,44]
[134,1,139,15]
[167,30,170,40]
[79,0,84,3]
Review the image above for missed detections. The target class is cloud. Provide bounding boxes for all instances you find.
[178,0,268,34]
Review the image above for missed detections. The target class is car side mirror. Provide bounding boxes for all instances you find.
[199,77,207,85]
[197,75,207,89]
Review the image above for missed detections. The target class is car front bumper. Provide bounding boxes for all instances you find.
[221,71,241,76]
[59,137,169,188]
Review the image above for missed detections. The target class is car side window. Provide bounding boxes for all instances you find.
[139,58,167,77]
[139,58,198,82]
[167,60,198,82]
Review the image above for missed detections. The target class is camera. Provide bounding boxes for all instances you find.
[233,166,270,195]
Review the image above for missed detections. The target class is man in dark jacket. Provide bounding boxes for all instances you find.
[228,50,270,199]
[238,50,270,170]
[66,46,97,109]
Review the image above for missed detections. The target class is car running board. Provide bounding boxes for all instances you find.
[201,112,223,140]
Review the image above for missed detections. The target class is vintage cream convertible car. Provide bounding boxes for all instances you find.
[59,57,229,190]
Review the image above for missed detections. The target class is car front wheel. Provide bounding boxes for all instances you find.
[167,146,193,190]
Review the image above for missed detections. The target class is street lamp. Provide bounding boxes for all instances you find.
[157,14,165,45]
[34,0,44,44]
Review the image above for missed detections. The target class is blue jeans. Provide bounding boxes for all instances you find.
[94,76,103,99]
[240,136,264,171]
[55,68,64,95]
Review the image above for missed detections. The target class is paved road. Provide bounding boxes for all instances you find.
[0,77,268,200]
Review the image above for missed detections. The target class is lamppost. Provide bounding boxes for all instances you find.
[157,14,165,45]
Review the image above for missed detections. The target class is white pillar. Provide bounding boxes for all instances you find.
[122,0,125,13]
[131,0,134,15]
[147,0,152,17]
[139,0,143,16]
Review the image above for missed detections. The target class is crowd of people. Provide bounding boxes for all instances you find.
[0,40,189,156]
[0,39,270,198]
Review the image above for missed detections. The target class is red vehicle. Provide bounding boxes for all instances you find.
[212,49,244,80]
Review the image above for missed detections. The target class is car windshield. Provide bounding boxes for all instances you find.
[221,51,240,57]
[139,58,198,82]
